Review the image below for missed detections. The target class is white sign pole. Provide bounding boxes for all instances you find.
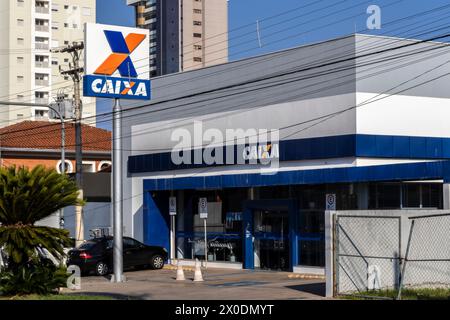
[170,216,175,262]
[112,98,124,283]
[204,218,207,269]
[169,197,177,263]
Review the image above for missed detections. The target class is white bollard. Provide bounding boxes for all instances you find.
[193,258,204,282]
[176,260,186,281]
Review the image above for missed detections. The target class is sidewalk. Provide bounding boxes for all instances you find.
[64,268,327,300]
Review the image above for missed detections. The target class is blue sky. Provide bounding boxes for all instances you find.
[95,0,450,129]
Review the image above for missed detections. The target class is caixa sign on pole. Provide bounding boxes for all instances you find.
[83,23,151,100]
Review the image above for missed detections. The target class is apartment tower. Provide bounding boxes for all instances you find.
[127,0,228,77]
[0,0,96,128]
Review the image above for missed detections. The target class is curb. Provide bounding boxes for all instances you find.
[287,274,325,280]
[164,265,195,272]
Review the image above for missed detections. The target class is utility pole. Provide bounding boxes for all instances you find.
[52,42,85,247]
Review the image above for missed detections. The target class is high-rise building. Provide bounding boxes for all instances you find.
[0,0,96,128]
[127,0,228,77]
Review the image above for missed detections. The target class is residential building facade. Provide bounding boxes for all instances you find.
[0,0,96,128]
[127,0,228,77]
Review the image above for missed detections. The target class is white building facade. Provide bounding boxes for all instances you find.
[121,34,450,271]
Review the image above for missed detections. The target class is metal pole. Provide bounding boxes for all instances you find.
[60,117,65,229]
[170,215,175,262]
[112,98,124,282]
[49,105,66,229]
[74,71,84,247]
[397,219,415,300]
[204,218,207,269]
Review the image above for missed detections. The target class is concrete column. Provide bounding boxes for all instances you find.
[443,183,450,209]
[325,210,336,298]
[356,183,369,210]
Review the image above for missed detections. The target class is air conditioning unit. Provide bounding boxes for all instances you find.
[48,100,74,120]
[89,227,112,239]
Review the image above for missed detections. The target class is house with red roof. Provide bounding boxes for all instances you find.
[0,120,111,173]
[0,121,112,238]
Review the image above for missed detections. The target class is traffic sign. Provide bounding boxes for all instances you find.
[326,194,336,211]
[169,197,177,216]
[199,198,208,219]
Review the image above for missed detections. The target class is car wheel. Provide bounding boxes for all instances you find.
[95,261,109,276]
[150,254,164,269]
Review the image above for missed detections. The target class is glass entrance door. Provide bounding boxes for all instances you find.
[253,210,289,271]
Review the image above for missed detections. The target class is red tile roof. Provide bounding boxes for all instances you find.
[0,121,111,152]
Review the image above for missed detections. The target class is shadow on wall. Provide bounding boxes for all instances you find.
[133,204,144,242]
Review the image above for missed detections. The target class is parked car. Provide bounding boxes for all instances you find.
[67,236,168,276]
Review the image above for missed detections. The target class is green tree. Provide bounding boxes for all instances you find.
[0,165,82,295]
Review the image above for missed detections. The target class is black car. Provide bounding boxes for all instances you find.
[67,236,168,276]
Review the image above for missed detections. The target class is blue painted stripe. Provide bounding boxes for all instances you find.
[129,134,450,174]
[356,135,450,158]
[143,160,450,191]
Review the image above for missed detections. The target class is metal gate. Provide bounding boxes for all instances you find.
[335,215,402,298]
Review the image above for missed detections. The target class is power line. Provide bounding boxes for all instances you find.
[3,16,450,139]
[0,0,444,120]
[3,32,450,149]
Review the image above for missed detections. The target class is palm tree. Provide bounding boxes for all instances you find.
[0,165,82,269]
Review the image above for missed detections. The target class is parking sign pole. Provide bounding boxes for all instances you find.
[112,98,124,283]
[204,218,207,269]
[170,215,175,262]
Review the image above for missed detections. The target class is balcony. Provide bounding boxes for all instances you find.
[35,79,49,86]
[35,25,49,32]
[35,43,49,50]
[35,61,49,68]
[35,98,49,105]
[35,6,49,14]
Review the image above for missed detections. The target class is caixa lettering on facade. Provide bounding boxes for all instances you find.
[242,143,280,163]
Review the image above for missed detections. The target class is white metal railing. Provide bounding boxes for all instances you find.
[35,61,49,68]
[35,6,50,14]
[35,98,49,105]
[35,43,49,50]
[35,79,49,86]
[35,25,49,32]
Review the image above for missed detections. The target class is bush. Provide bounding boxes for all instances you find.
[0,258,68,296]
[0,166,80,296]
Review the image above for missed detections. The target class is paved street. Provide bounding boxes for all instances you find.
[65,268,327,300]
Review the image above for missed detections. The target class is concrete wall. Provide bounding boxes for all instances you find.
[35,202,112,241]
[64,202,112,240]
[0,0,96,127]
[325,209,450,297]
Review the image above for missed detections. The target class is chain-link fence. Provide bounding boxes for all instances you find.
[334,212,450,300]
[398,213,450,299]
[335,215,402,299]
